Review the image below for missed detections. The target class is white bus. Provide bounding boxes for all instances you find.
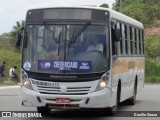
[16,6,144,115]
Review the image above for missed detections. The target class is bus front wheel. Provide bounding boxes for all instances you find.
[107,84,120,116]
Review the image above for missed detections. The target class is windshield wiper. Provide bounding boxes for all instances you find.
[57,32,62,56]
[43,21,59,43]
[67,22,91,54]
[71,22,91,43]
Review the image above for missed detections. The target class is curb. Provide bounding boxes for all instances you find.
[0,85,20,89]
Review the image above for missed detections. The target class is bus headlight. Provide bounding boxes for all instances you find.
[22,74,33,90]
[96,76,109,91]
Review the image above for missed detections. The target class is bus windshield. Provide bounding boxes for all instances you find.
[22,23,110,74]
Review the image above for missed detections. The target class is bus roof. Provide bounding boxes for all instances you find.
[107,8,144,29]
[27,6,144,29]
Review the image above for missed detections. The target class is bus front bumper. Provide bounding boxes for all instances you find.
[21,86,113,109]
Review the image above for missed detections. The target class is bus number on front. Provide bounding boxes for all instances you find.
[51,82,59,87]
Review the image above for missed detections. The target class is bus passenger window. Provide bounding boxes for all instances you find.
[111,26,116,55]
[130,26,133,55]
[138,30,142,55]
[111,22,122,56]
[124,25,128,55]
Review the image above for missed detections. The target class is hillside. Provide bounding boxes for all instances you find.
[144,27,160,37]
[144,27,160,83]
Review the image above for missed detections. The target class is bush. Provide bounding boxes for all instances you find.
[145,36,160,60]
[145,61,160,83]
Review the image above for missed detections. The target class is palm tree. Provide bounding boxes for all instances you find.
[11,20,25,45]
[12,20,25,32]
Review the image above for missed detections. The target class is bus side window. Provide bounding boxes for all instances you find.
[114,22,122,56]
[129,26,133,55]
[119,23,123,55]
[124,24,128,55]
[141,30,144,55]
[134,28,137,55]
[138,30,142,55]
[111,26,116,55]
[111,20,123,56]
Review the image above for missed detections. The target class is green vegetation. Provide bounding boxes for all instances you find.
[145,36,160,60]
[0,49,20,76]
[0,77,18,86]
[145,61,160,83]
[12,20,25,32]
[0,21,22,84]
[145,35,160,83]
[113,0,160,26]
[100,3,109,8]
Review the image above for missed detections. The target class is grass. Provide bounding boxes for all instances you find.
[0,77,18,86]
[0,49,21,77]
[0,48,20,86]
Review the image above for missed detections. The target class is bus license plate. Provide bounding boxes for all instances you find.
[56,98,71,103]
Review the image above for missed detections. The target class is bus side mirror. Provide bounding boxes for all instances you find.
[15,32,21,47]
[15,27,24,48]
[114,28,121,42]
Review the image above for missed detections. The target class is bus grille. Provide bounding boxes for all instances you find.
[31,80,91,95]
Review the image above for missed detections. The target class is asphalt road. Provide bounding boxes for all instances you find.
[0,84,160,120]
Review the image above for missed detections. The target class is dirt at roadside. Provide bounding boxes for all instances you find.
[144,27,160,37]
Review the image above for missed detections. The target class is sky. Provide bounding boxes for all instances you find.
[0,0,115,35]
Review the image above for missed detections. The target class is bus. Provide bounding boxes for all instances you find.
[16,6,144,115]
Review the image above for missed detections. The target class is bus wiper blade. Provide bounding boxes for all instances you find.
[57,32,62,56]
[43,21,59,43]
[71,22,91,43]
[67,22,91,54]
[67,22,90,55]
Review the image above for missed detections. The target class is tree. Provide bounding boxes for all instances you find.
[112,0,120,11]
[3,20,25,47]
[112,0,160,26]
[12,20,25,32]
[100,3,109,8]
[11,20,25,43]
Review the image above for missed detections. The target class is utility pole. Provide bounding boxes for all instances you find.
[120,0,122,13]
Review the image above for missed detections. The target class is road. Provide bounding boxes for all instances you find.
[0,84,160,120]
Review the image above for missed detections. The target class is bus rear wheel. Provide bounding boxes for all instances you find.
[37,107,51,115]
[127,82,137,105]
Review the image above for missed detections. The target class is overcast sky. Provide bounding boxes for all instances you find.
[0,0,115,35]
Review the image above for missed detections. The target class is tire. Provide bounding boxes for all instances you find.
[37,107,51,115]
[107,85,120,116]
[107,100,118,116]
[127,83,137,105]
